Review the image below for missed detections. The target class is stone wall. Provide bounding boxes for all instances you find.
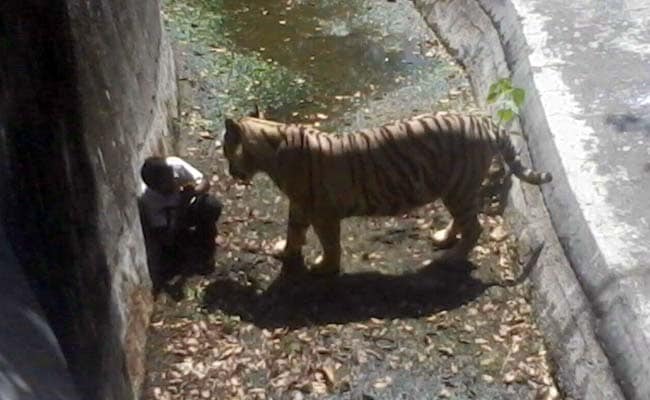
[0,0,176,399]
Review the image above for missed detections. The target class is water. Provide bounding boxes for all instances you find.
[217,0,472,130]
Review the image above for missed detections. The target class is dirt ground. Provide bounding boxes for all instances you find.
[142,1,564,399]
[142,84,561,400]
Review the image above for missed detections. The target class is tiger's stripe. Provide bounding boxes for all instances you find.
[223,111,551,274]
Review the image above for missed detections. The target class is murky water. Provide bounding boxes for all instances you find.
[218,0,472,130]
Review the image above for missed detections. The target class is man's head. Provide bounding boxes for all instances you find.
[141,157,175,194]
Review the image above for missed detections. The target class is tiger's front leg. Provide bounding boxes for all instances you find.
[278,204,309,271]
[311,217,342,275]
[435,197,482,263]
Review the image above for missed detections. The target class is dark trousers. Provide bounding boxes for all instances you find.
[181,192,223,241]
[142,193,222,292]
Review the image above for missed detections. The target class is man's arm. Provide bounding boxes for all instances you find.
[168,156,209,193]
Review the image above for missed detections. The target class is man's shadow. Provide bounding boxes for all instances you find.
[202,260,493,329]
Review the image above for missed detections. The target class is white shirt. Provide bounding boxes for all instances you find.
[139,157,204,229]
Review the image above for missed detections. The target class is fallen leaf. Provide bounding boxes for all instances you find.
[503,371,517,384]
[438,346,454,357]
[490,225,509,242]
[451,363,459,374]
[272,239,286,253]
[320,365,336,387]
[373,376,393,389]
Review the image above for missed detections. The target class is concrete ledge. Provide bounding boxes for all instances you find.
[412,0,627,398]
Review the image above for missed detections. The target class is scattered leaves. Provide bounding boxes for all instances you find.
[145,3,562,400]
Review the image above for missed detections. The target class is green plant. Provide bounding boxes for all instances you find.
[486,78,526,125]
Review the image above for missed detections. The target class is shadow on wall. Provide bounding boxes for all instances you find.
[605,113,650,135]
[0,2,130,399]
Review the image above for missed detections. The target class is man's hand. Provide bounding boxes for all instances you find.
[194,178,211,193]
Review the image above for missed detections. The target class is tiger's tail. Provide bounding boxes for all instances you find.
[492,123,552,185]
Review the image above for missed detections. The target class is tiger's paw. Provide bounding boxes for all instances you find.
[310,255,341,276]
[274,247,307,272]
[431,229,459,249]
[430,248,467,267]
[279,252,305,267]
[278,254,308,278]
[272,240,304,262]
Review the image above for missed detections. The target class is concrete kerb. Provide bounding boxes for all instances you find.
[411,0,626,398]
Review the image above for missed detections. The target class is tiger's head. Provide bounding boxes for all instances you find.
[223,118,256,183]
[223,107,279,183]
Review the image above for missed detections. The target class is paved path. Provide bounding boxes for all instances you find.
[513,1,650,398]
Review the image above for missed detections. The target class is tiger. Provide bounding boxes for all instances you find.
[222,110,552,275]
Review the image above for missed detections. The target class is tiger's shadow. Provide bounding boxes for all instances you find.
[202,260,491,329]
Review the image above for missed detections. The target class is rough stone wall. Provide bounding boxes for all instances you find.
[0,0,176,399]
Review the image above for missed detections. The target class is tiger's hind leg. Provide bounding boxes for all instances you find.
[447,212,481,261]
[311,217,342,275]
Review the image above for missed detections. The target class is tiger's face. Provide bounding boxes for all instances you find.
[223,118,257,183]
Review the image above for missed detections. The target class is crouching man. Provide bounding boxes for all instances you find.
[138,156,222,291]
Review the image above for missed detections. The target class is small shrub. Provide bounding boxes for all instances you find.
[487,78,525,126]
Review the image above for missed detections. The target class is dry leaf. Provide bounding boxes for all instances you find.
[490,225,509,242]
[438,346,454,357]
[272,239,286,253]
[480,358,495,366]
[373,376,393,389]
[503,371,517,384]
[319,365,336,387]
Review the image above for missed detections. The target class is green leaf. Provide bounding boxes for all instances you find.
[487,78,517,104]
[487,90,499,104]
[497,109,515,123]
[488,82,502,100]
[502,98,519,115]
[512,88,526,107]
[495,78,512,92]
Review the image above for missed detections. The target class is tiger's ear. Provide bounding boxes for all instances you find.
[247,104,265,119]
[225,118,238,131]
[224,118,241,141]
